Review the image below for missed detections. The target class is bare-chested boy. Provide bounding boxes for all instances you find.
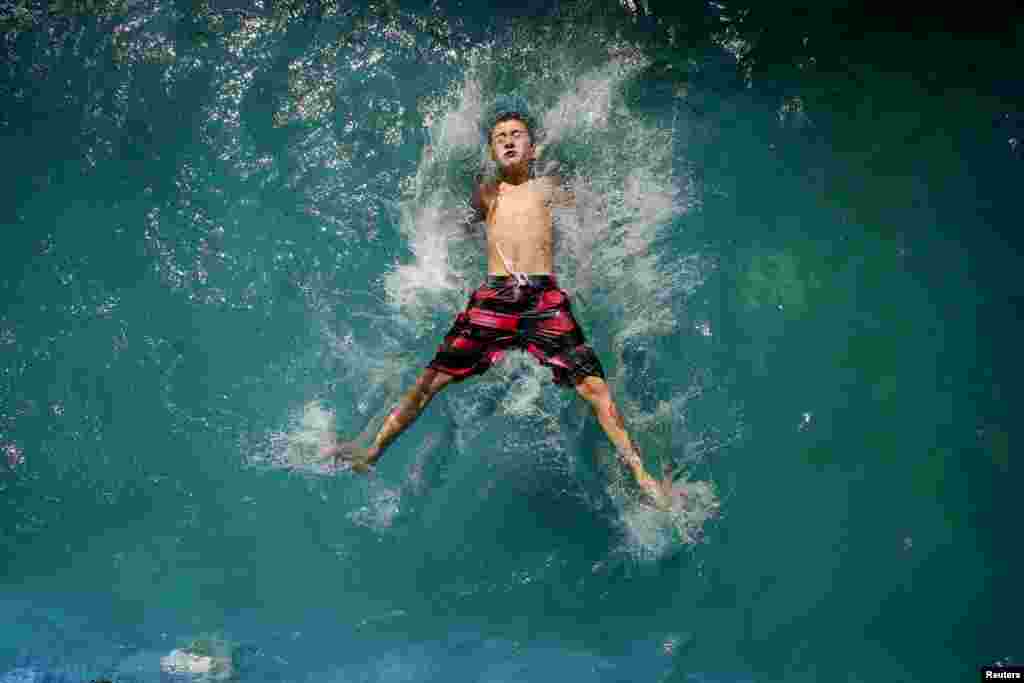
[322,106,674,509]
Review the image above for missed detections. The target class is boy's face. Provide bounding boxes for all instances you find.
[490,118,534,172]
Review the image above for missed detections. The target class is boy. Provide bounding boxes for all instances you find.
[323,105,673,509]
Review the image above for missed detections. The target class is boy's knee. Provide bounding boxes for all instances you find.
[574,376,609,404]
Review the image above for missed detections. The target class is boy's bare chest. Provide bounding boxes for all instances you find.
[486,180,551,222]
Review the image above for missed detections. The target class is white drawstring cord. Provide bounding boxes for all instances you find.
[494,242,530,289]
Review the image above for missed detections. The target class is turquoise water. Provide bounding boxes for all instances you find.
[1,2,1020,681]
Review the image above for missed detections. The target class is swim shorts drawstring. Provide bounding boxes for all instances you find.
[495,242,530,290]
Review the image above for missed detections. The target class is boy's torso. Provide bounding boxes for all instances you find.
[479,178,556,276]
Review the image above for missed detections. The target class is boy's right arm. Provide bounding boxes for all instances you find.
[467,178,493,228]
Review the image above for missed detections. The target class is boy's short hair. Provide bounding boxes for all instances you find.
[481,94,537,145]
[490,112,532,141]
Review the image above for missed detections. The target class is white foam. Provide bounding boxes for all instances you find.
[494,353,548,418]
[540,51,649,145]
[616,473,721,556]
[246,400,337,475]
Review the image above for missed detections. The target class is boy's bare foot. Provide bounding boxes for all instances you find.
[320,440,377,474]
[636,471,674,511]
[639,488,670,511]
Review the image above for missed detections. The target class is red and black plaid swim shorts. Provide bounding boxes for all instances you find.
[428,275,605,387]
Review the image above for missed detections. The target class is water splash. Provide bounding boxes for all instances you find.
[246,400,337,475]
[622,475,721,551]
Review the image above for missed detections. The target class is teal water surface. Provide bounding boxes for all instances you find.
[1,1,1020,681]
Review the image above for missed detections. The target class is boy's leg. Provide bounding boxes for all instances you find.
[573,375,672,508]
[323,368,459,472]
[369,368,458,460]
